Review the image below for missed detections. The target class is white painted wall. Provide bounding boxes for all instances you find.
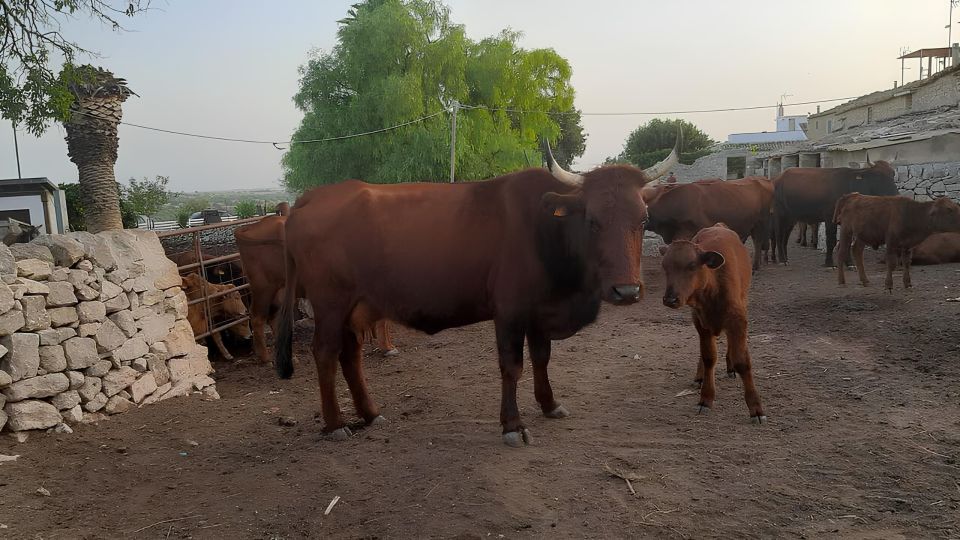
[0,195,47,232]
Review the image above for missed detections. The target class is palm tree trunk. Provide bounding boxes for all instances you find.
[77,160,123,232]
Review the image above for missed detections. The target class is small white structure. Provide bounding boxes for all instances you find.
[727,104,808,144]
[0,177,69,234]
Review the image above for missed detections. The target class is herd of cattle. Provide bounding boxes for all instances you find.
[163,140,960,447]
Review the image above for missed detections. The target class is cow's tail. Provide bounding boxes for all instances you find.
[274,222,297,379]
[833,192,857,225]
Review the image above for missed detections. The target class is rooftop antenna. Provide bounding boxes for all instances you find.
[950,1,959,53]
[900,46,912,85]
[778,93,792,119]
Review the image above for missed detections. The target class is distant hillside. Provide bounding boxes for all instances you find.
[155,188,295,220]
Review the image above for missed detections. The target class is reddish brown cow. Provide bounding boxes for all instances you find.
[181,272,252,360]
[643,177,773,271]
[773,161,898,266]
[234,206,398,364]
[275,143,678,446]
[835,194,960,289]
[660,223,765,422]
[911,232,960,265]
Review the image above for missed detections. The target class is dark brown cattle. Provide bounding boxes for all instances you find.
[643,177,773,271]
[773,160,898,266]
[181,272,252,360]
[660,223,765,422]
[275,144,678,446]
[234,206,398,364]
[835,194,960,289]
[911,232,960,265]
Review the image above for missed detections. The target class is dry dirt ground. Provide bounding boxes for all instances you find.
[2,241,960,539]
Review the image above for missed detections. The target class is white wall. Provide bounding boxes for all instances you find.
[0,195,47,232]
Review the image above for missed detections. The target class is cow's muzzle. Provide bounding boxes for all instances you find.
[662,293,681,309]
[610,284,642,305]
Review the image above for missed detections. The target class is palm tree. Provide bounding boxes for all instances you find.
[62,66,135,233]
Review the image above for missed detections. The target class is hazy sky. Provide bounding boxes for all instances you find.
[0,0,955,191]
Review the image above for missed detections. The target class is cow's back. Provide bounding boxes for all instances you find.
[774,163,896,222]
[913,232,960,264]
[650,178,771,240]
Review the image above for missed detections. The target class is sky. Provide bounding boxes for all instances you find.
[0,0,956,191]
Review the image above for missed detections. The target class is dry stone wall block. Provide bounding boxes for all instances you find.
[4,400,61,431]
[0,333,40,381]
[39,345,67,372]
[63,337,98,370]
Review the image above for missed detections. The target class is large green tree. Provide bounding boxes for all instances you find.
[610,118,714,169]
[282,0,584,190]
[0,1,148,135]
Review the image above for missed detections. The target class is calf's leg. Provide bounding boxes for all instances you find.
[495,320,530,447]
[824,222,839,267]
[726,319,765,422]
[209,331,234,361]
[852,238,869,286]
[901,249,913,288]
[375,320,400,356]
[527,328,568,419]
[693,317,717,413]
[836,226,852,285]
[884,243,897,291]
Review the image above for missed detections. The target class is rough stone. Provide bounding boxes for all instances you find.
[66,370,84,389]
[21,295,51,331]
[128,291,140,311]
[102,366,138,397]
[142,381,172,406]
[0,333,40,381]
[105,268,128,285]
[114,337,148,363]
[84,360,113,378]
[13,278,49,296]
[117,389,131,400]
[109,311,137,338]
[9,243,53,263]
[131,306,155,320]
[4,400,61,430]
[57,327,77,342]
[2,373,69,401]
[77,301,108,323]
[94,318,126,352]
[75,285,100,302]
[63,404,83,423]
[32,235,85,267]
[149,342,168,356]
[0,244,15,280]
[0,369,11,387]
[137,313,176,345]
[104,293,130,314]
[38,329,63,346]
[129,373,157,403]
[49,267,69,282]
[0,310,24,336]
[50,390,81,410]
[201,385,220,400]
[0,281,14,314]
[99,279,124,301]
[44,282,77,308]
[164,320,196,357]
[66,231,117,270]
[63,337,99,370]
[16,258,53,280]
[159,379,194,401]
[104,395,135,414]
[76,259,93,271]
[192,375,216,390]
[164,293,188,320]
[48,307,79,328]
[168,346,214,384]
[146,354,170,385]
[164,286,182,298]
[83,392,107,412]
[77,376,101,402]
[78,322,101,337]
[50,422,73,434]
[131,357,148,372]
[140,289,165,306]
[39,345,67,373]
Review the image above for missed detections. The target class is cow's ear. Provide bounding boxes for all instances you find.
[699,250,725,269]
[541,192,584,220]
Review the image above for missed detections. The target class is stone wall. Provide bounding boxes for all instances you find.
[894,162,960,203]
[0,230,215,436]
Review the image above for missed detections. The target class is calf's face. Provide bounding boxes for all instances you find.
[221,289,253,339]
[660,241,725,308]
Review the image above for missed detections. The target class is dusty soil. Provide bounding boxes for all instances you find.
[2,241,960,539]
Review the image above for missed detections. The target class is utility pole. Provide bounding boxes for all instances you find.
[12,122,22,179]
[448,100,459,183]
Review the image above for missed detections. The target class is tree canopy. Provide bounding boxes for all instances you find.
[0,1,148,135]
[121,175,171,218]
[282,0,585,191]
[608,118,715,169]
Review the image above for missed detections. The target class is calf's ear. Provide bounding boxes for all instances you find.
[699,250,725,269]
[541,192,585,220]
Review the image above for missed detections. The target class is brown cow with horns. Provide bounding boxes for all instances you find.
[275,138,680,446]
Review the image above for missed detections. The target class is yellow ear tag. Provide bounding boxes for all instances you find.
[553,206,568,217]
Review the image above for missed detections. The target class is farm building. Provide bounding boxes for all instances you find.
[0,177,70,234]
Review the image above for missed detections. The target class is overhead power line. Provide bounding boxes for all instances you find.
[67,95,858,146]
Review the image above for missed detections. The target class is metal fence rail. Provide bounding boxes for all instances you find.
[158,217,265,341]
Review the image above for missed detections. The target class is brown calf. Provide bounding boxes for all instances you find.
[182,272,252,360]
[835,194,960,290]
[660,223,765,423]
[911,232,960,265]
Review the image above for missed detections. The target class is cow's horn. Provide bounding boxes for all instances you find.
[865,151,873,167]
[643,127,682,181]
[544,140,584,186]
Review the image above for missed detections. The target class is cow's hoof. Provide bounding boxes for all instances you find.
[382,348,400,357]
[544,405,570,419]
[697,404,711,415]
[751,415,767,425]
[324,427,352,441]
[502,429,532,448]
[369,415,387,426]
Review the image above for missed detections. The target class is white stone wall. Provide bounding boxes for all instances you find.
[0,230,216,435]
[895,162,960,203]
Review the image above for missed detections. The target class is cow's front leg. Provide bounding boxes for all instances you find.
[495,320,529,447]
[210,331,234,361]
[527,328,568,419]
[693,317,717,413]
